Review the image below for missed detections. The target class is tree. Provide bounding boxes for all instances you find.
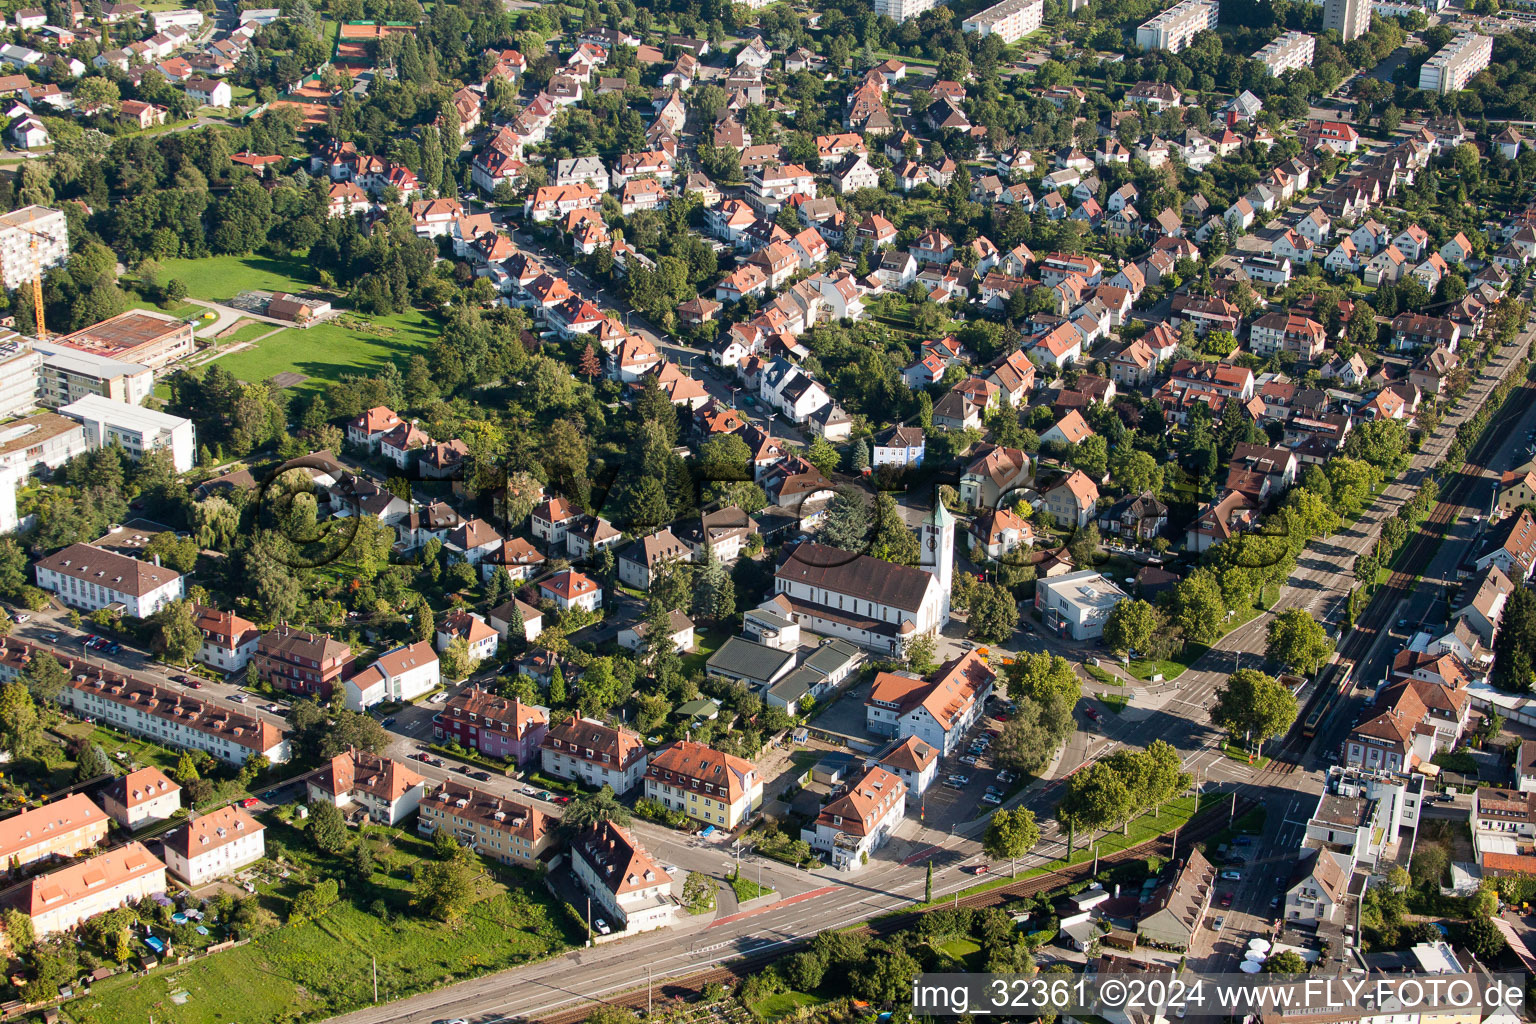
[1212,668,1298,758]
[983,807,1040,877]
[969,581,1019,643]
[1056,761,1130,855]
[578,343,602,381]
[804,435,841,477]
[1263,950,1308,974]
[440,635,478,681]
[20,652,68,704]
[869,492,919,565]
[74,743,111,783]
[149,599,203,664]
[174,750,201,785]
[820,486,871,551]
[1169,570,1225,647]
[1102,599,1158,657]
[4,908,34,950]
[412,846,477,923]
[307,799,349,854]
[0,681,41,760]
[1464,915,1507,961]
[560,785,630,835]
[1265,609,1334,675]
[692,553,736,622]
[925,860,933,903]
[993,700,1058,775]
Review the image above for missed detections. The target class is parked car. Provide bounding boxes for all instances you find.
[951,774,970,786]
[1234,836,1252,846]
[1084,707,1102,722]
[41,633,58,642]
[593,918,611,935]
[230,694,247,703]
[960,755,980,766]
[241,797,259,808]
[1220,892,1234,907]
[472,771,492,782]
[997,770,1016,783]
[1212,914,1225,929]
[981,792,1003,805]
[381,717,396,728]
[13,613,28,623]
[1220,870,1242,880]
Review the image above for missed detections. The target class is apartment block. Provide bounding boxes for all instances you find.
[0,793,109,869]
[0,412,87,475]
[1323,0,1370,43]
[34,341,153,409]
[35,542,183,618]
[417,781,554,868]
[99,766,182,829]
[1253,31,1314,77]
[961,0,1043,43]
[22,842,165,938]
[160,804,265,884]
[0,205,67,290]
[253,624,353,699]
[874,0,934,22]
[1418,32,1492,95]
[60,393,196,473]
[643,740,763,829]
[1136,0,1218,53]
[0,338,39,418]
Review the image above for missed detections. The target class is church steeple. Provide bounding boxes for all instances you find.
[920,498,955,625]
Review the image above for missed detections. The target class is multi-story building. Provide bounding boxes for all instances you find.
[21,842,165,938]
[873,0,934,22]
[1252,30,1314,77]
[1249,311,1327,361]
[1418,32,1491,95]
[0,205,67,290]
[35,542,184,618]
[52,310,195,370]
[160,804,265,884]
[540,716,649,793]
[418,781,555,867]
[253,625,353,699]
[1036,571,1130,640]
[1135,0,1217,53]
[801,765,906,871]
[643,740,763,829]
[961,0,1043,43]
[433,687,548,765]
[345,640,440,711]
[59,394,196,472]
[99,766,181,829]
[0,339,39,418]
[1471,787,1536,876]
[34,342,152,409]
[865,651,996,757]
[0,412,87,475]
[570,819,676,933]
[1323,0,1370,43]
[193,606,260,673]
[305,750,425,826]
[0,793,109,869]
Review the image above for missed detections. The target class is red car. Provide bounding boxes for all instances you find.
[971,864,990,875]
[1085,707,1103,722]
[241,797,259,808]
[1219,892,1234,907]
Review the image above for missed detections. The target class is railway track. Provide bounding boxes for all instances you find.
[533,800,1253,1024]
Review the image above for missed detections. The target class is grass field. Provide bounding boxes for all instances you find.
[209,310,440,390]
[223,320,282,344]
[156,254,318,303]
[65,821,578,1024]
[751,991,828,1021]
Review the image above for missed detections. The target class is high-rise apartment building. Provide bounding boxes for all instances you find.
[874,0,935,21]
[962,0,1044,44]
[1253,31,1315,77]
[1135,0,1218,53]
[0,206,67,291]
[1323,0,1370,44]
[1418,32,1492,95]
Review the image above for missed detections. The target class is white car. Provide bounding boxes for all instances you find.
[981,792,1003,805]
[230,694,247,703]
[593,918,611,935]
[1220,870,1242,880]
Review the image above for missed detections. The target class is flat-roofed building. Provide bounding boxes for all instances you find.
[0,338,39,418]
[99,766,181,829]
[0,205,67,289]
[60,393,196,473]
[35,542,183,618]
[0,411,87,474]
[35,341,153,408]
[0,793,109,869]
[417,781,554,867]
[1323,0,1370,43]
[1136,0,1217,53]
[21,841,165,938]
[160,804,264,883]
[1253,31,1314,77]
[1419,32,1492,95]
[1035,570,1129,640]
[52,309,194,370]
[961,0,1043,43]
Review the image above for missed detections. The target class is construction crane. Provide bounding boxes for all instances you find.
[26,232,42,339]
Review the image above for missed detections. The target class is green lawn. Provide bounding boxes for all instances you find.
[729,873,776,902]
[751,991,828,1021]
[125,297,203,320]
[209,310,440,390]
[155,254,319,303]
[65,822,578,1024]
[934,937,984,969]
[223,320,282,344]
[1221,741,1270,769]
[1098,691,1128,715]
[680,625,732,676]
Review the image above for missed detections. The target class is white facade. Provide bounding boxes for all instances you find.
[35,544,184,619]
[1253,31,1314,77]
[1136,0,1218,52]
[1418,32,1491,95]
[161,806,265,884]
[874,0,934,21]
[1035,570,1128,640]
[0,340,38,421]
[961,0,1043,43]
[35,343,153,409]
[1323,0,1370,42]
[0,206,67,290]
[52,676,290,765]
[60,394,196,473]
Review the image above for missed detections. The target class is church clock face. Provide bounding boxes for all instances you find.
[928,536,936,551]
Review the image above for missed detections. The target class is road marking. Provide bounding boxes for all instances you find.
[902,844,946,866]
[708,885,837,928]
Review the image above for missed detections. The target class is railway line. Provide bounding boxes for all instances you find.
[534,800,1253,1024]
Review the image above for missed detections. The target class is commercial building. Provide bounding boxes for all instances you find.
[1136,0,1218,53]
[417,781,554,867]
[0,205,67,290]
[873,0,934,22]
[540,716,649,793]
[1418,32,1492,95]
[60,394,196,473]
[801,765,906,871]
[0,411,87,475]
[643,740,763,829]
[52,310,195,370]
[99,766,182,829]
[433,687,548,764]
[1323,0,1370,43]
[865,651,996,758]
[253,625,353,699]
[34,341,153,408]
[570,819,676,934]
[0,793,109,869]
[961,0,1043,43]
[1035,570,1129,640]
[0,338,39,418]
[1253,31,1314,77]
[34,542,184,618]
[21,842,166,938]
[160,804,265,884]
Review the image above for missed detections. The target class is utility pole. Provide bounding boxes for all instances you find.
[372,955,378,1003]
[586,897,592,946]
[648,967,653,1015]
[1230,790,1237,825]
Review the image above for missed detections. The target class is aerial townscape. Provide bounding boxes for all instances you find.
[1,0,1536,1022]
